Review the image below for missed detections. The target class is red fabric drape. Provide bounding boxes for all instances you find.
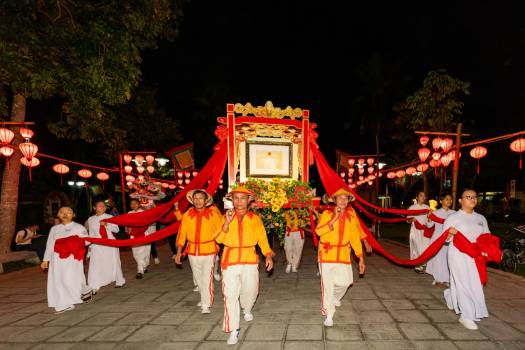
[353,201,410,223]
[453,232,502,285]
[309,209,318,247]
[428,213,445,224]
[85,141,228,248]
[413,220,434,238]
[355,213,448,266]
[54,235,86,260]
[311,144,429,216]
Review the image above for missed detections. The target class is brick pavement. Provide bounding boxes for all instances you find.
[0,239,524,350]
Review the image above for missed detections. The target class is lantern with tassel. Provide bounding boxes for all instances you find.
[78,169,92,178]
[469,146,487,174]
[419,135,429,146]
[0,128,14,144]
[123,154,132,164]
[418,147,430,162]
[510,138,525,169]
[53,163,70,185]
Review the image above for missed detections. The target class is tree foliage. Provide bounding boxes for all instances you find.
[0,0,184,147]
[394,69,470,131]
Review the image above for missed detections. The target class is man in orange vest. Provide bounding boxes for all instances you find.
[214,186,274,345]
[284,209,305,273]
[174,189,222,314]
[316,188,366,327]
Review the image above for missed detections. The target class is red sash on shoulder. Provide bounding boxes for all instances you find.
[414,220,434,239]
[54,235,86,261]
[453,232,502,285]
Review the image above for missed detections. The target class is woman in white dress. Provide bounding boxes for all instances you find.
[443,189,491,330]
[407,191,430,273]
[87,200,126,293]
[41,207,92,313]
[127,199,156,279]
[426,194,455,286]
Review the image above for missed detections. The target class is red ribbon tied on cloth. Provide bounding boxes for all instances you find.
[453,232,502,285]
[54,235,86,261]
[413,220,435,239]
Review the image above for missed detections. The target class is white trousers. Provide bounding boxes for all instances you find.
[284,231,304,268]
[222,264,259,332]
[319,263,353,317]
[132,244,151,273]
[189,255,215,308]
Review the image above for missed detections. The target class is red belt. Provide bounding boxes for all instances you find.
[321,242,349,253]
[221,245,256,269]
[183,239,217,256]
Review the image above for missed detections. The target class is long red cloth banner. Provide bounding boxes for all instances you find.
[85,221,181,247]
[311,143,429,216]
[353,201,410,223]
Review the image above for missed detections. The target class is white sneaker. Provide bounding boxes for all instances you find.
[432,280,437,286]
[193,285,200,292]
[333,298,341,307]
[323,315,334,327]
[227,329,240,345]
[154,257,160,265]
[54,305,75,314]
[244,312,254,322]
[459,317,478,330]
[292,266,298,273]
[196,301,202,307]
[285,264,292,273]
[214,272,221,281]
[201,307,211,314]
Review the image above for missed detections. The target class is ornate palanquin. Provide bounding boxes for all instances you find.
[215,101,317,187]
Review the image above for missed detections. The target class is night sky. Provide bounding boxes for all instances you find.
[142,0,525,165]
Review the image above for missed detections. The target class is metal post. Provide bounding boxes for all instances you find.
[451,123,462,210]
[119,152,127,213]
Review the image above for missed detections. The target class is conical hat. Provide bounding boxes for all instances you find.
[322,187,355,203]
[186,189,213,206]
[225,186,256,202]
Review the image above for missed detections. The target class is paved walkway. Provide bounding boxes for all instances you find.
[0,239,524,350]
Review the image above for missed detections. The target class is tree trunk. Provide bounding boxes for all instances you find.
[0,93,26,254]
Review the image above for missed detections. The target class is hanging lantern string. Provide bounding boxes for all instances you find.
[460,130,525,148]
[128,171,178,185]
[37,153,118,173]
[380,130,525,174]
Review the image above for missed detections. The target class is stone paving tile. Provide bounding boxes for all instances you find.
[362,323,405,340]
[495,341,525,350]
[391,310,431,323]
[359,310,395,324]
[150,311,193,325]
[284,341,324,350]
[423,310,462,323]
[30,344,76,350]
[0,313,31,326]
[383,299,417,310]
[5,326,68,342]
[195,341,235,350]
[325,324,363,341]
[169,324,213,341]
[125,325,178,342]
[79,312,128,325]
[115,312,160,325]
[435,323,487,340]
[453,341,504,350]
[87,325,140,341]
[289,311,323,324]
[353,299,386,311]
[245,324,286,341]
[286,324,322,340]
[159,343,199,350]
[367,340,416,350]
[44,310,98,326]
[412,340,459,349]
[238,341,282,350]
[13,313,56,325]
[413,299,449,310]
[47,326,105,342]
[0,344,33,350]
[399,323,445,340]
[325,341,368,349]
[477,318,524,340]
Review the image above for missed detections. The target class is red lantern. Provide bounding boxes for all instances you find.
[470,146,487,174]
[419,135,429,146]
[145,155,155,165]
[340,171,346,178]
[447,150,462,160]
[368,174,376,180]
[124,165,132,174]
[177,171,183,178]
[418,147,430,162]
[177,179,183,185]
[348,168,355,176]
[358,158,365,166]
[406,167,416,175]
[348,178,353,183]
[19,142,38,161]
[358,175,364,181]
[19,127,34,139]
[137,175,145,181]
[387,171,396,179]
[126,181,133,188]
[192,171,198,177]
[78,169,92,178]
[53,163,70,174]
[125,175,135,182]
[349,183,356,189]
[184,171,191,178]
[440,138,454,152]
[358,167,365,175]
[431,152,441,161]
[510,138,525,169]
[432,137,442,151]
[162,182,169,188]
[185,179,190,184]
[136,165,145,174]
[429,159,441,167]
[134,155,144,165]
[378,172,383,177]
[0,128,14,144]
[96,172,110,181]
[396,170,405,178]
[123,154,132,164]
[146,165,155,174]
[367,166,374,174]
[417,163,429,172]
[347,158,355,167]
[366,157,374,166]
[169,184,176,190]
[21,156,39,167]
[440,154,452,167]
[0,146,14,157]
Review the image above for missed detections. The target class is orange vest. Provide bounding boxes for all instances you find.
[177,207,222,256]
